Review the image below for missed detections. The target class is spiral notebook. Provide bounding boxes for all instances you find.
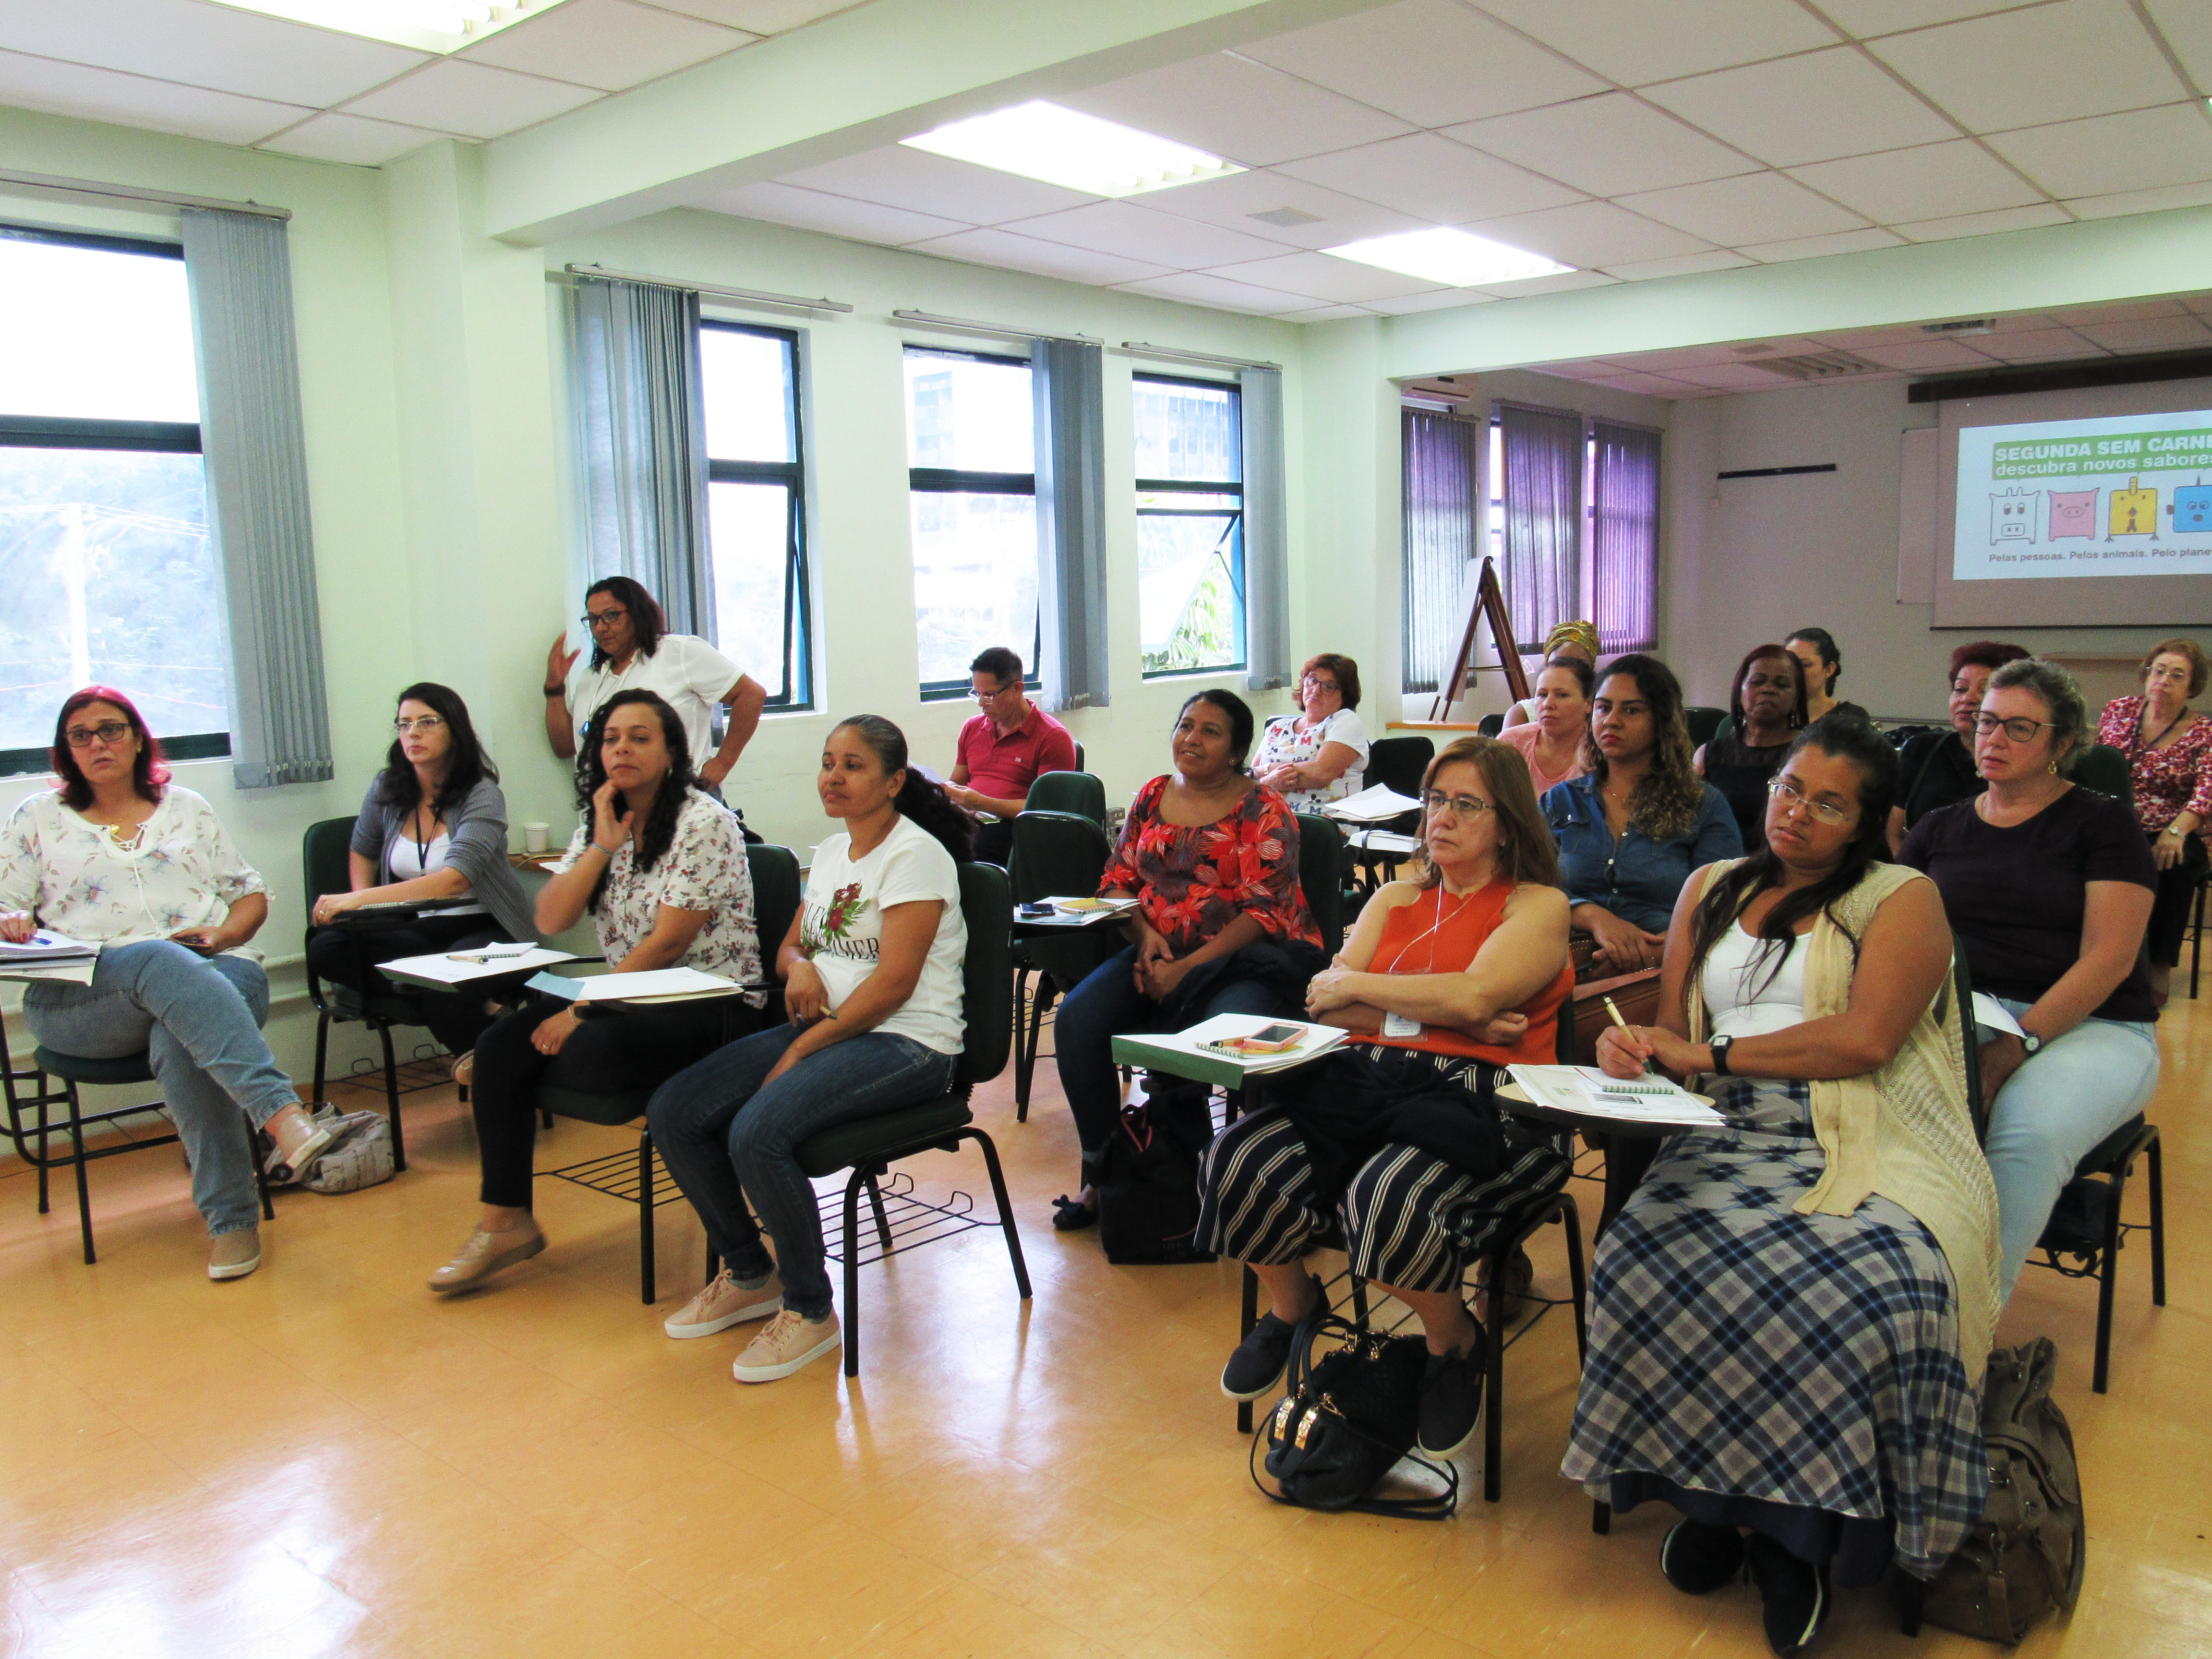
[1505,1064,1725,1128]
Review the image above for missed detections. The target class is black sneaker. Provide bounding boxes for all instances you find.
[1659,1517,1746,1595]
[1415,1334,1485,1458]
[1220,1309,1303,1400]
[1743,1531,1830,1656]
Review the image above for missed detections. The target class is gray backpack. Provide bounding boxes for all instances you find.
[296,1109,396,1194]
[1924,1338,2085,1643]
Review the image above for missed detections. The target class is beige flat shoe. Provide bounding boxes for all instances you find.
[427,1221,546,1295]
[209,1227,262,1281]
[449,1051,474,1089]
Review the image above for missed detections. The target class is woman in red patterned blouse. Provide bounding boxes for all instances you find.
[1049,689,1322,1230]
[2096,637,2212,1000]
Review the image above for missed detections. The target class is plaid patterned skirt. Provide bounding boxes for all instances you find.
[1561,1079,1985,1578]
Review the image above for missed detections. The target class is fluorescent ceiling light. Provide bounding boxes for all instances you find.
[902,102,1243,199]
[1324,227,1573,288]
[213,0,571,53]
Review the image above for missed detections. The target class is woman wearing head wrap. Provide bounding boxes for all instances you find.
[1500,621,1600,731]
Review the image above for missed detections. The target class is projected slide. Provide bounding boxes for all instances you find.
[1953,409,2212,581]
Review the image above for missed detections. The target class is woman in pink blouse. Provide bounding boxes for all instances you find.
[1049,689,1322,1230]
[2096,637,2212,1001]
[1497,654,1594,797]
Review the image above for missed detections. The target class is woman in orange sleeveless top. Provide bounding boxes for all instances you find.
[1197,736,1573,1461]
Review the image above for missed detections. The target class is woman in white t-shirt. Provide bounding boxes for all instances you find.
[1251,653,1369,814]
[543,577,768,797]
[650,715,975,1384]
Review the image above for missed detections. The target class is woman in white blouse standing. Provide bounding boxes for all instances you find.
[1251,653,1370,814]
[0,688,337,1281]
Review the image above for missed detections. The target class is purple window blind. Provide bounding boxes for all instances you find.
[1400,408,1479,693]
[1498,402,1583,653]
[1591,420,1661,654]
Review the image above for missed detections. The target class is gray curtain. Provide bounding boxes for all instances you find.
[1401,409,1479,694]
[1498,401,1584,654]
[1031,338,1109,710]
[180,207,332,789]
[1591,420,1662,653]
[569,275,711,636]
[1240,366,1289,693]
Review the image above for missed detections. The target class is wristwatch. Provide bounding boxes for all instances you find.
[1708,1034,1734,1076]
[2020,1031,2044,1057]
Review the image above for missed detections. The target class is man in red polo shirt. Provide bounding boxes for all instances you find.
[948,646,1078,866]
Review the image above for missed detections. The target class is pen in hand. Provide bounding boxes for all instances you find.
[1600,995,1655,1074]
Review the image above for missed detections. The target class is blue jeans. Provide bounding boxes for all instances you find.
[648,1025,956,1320]
[1051,944,1288,1170]
[1980,997,2160,1301]
[21,940,296,1238]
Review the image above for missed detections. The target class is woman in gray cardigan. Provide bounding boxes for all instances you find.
[308,682,538,1075]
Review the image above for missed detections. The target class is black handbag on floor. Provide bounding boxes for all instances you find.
[1095,1099,1215,1265]
[1252,1312,1458,1519]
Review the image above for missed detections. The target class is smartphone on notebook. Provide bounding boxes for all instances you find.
[1205,1022,1306,1056]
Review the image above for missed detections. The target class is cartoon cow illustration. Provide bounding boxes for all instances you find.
[1990,487,2040,544]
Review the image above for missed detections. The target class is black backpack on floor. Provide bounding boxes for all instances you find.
[1095,1098,1214,1265]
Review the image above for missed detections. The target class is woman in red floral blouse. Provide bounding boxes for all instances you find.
[2096,637,2212,1000]
[1049,689,1322,1230]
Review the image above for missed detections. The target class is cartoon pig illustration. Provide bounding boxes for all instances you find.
[2048,489,2096,540]
[1990,488,2040,544]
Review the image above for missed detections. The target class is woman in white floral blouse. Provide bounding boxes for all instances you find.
[428,690,764,1295]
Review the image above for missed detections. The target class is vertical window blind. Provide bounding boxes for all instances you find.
[1497,401,1584,655]
[1400,408,1478,695]
[1591,419,1661,654]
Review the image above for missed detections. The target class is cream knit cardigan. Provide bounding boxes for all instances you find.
[1686,859,2002,1382]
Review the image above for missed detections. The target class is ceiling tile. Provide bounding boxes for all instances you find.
[1601,249,1757,279]
[1642,48,1960,167]
[1059,53,1413,168]
[1667,361,1820,389]
[1206,250,1444,302]
[1988,105,2212,199]
[0,0,428,107]
[1892,202,2072,241]
[1786,139,2044,222]
[1856,338,1999,369]
[2184,293,2212,319]
[1280,303,1381,321]
[649,0,855,29]
[0,49,307,145]
[255,111,449,165]
[1812,0,2045,34]
[908,229,1174,288]
[1595,344,1751,369]
[689,180,967,244]
[341,60,601,139]
[996,201,1293,270]
[1459,200,1712,267]
[2070,315,2212,352]
[2145,0,2212,87]
[1276,133,1584,224]
[1800,323,1946,347]
[1617,171,1869,244]
[1978,327,2108,360]
[1739,226,1906,260]
[1241,0,1605,128]
[777,144,1097,223]
[1364,288,1499,315]
[1473,268,1621,298]
[2046,298,2191,324]
[459,0,752,92]
[1867,0,2188,132]
[1585,370,1707,396]
[1444,93,1756,197]
[1473,0,1840,86]
[2064,180,2212,219]
[1125,169,1428,248]
[1110,270,1315,315]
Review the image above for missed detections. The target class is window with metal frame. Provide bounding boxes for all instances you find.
[0,224,229,779]
[698,320,812,709]
[904,346,1040,700]
[1133,372,1243,678]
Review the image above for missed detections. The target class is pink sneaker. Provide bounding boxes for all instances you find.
[731,1308,840,1382]
[663,1268,782,1338]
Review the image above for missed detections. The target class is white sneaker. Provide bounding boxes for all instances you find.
[663,1267,782,1338]
[731,1307,841,1382]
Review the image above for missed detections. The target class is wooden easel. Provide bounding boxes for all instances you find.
[1428,555,1530,721]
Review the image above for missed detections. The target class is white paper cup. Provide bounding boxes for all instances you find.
[523,822,550,854]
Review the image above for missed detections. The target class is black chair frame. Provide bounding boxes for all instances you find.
[2029,1116,2164,1395]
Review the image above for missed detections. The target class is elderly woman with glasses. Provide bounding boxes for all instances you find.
[2094,637,2212,1003]
[306,683,538,1082]
[944,644,1076,866]
[543,576,768,801]
[1252,652,1370,814]
[1901,658,2158,1301]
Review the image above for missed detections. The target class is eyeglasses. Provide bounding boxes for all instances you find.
[63,721,131,749]
[1972,712,2053,743]
[973,682,1017,702]
[393,716,446,735]
[1302,675,1340,694]
[1420,789,1493,818]
[1767,776,1854,826]
[581,607,629,630]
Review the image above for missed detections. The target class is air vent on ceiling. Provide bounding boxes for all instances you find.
[1923,318,1996,337]
[1752,350,1887,382]
[1729,342,1777,356]
[1248,206,1322,228]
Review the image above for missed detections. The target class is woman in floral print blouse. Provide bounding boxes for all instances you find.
[2096,637,2212,1001]
[1049,689,1321,1231]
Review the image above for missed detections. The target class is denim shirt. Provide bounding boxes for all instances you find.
[1541,773,1744,932]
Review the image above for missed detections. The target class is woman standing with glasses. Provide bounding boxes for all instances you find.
[1901,658,2158,1301]
[1251,653,1370,814]
[0,688,340,1280]
[308,683,537,1082]
[2094,637,2212,1004]
[543,576,768,801]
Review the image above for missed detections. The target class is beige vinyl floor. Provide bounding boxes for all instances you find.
[0,988,2203,1659]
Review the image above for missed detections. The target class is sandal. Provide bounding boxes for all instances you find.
[1474,1246,1535,1326]
[1050,1194,1098,1232]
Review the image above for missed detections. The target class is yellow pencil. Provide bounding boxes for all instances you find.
[1600,995,1654,1073]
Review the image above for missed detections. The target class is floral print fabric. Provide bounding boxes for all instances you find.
[1099,775,1320,955]
[2097,695,2212,832]
[551,788,761,999]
